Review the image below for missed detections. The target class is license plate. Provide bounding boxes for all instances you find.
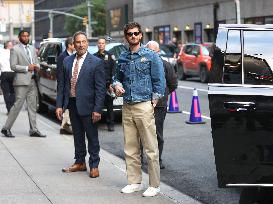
[113,97,123,106]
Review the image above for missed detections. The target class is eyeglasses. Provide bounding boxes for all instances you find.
[126,32,140,37]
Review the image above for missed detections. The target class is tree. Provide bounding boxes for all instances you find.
[64,0,106,37]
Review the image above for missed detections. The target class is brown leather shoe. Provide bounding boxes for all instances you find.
[89,168,99,178]
[62,163,87,173]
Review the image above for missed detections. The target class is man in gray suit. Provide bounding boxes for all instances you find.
[1,30,46,138]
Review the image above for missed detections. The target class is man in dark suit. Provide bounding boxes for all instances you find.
[94,38,116,131]
[56,37,74,135]
[56,31,105,178]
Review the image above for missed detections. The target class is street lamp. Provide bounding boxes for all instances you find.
[234,0,241,24]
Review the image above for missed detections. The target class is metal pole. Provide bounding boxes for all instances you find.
[234,0,241,24]
[87,0,92,38]
[48,11,53,38]
[31,16,35,45]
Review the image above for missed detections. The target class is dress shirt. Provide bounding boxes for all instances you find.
[72,51,87,80]
[0,49,13,72]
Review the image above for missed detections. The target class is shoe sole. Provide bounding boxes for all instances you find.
[121,188,143,194]
[142,192,160,197]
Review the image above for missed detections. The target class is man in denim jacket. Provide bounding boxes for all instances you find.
[113,22,165,197]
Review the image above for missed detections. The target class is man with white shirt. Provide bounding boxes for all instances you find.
[0,41,15,113]
[1,30,46,138]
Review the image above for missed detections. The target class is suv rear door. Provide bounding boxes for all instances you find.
[38,42,62,103]
[208,27,273,187]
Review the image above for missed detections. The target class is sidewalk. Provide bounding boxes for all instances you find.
[0,96,201,204]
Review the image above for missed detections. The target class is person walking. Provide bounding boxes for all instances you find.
[0,41,15,114]
[113,22,165,197]
[56,37,75,135]
[94,37,116,131]
[146,41,178,169]
[1,30,46,138]
[56,31,105,178]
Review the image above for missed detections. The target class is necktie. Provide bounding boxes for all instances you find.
[25,45,32,63]
[70,58,80,97]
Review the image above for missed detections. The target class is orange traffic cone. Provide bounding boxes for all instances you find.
[186,88,205,124]
[167,90,182,113]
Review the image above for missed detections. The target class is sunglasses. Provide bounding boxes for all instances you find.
[126,32,140,37]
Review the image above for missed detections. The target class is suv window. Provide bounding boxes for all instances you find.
[243,30,273,85]
[223,30,242,84]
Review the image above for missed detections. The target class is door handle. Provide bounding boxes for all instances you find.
[224,102,256,112]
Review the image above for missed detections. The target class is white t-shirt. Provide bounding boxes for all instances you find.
[0,49,13,73]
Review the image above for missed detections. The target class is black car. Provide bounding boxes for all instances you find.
[36,39,126,113]
[208,24,273,188]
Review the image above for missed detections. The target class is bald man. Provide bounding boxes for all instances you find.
[145,41,178,169]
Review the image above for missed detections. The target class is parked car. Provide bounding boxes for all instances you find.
[36,38,126,114]
[177,43,212,83]
[208,24,273,189]
[159,44,177,71]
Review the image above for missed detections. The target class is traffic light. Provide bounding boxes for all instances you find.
[83,16,88,26]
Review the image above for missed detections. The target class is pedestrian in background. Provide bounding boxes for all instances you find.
[0,41,15,114]
[56,37,75,135]
[94,37,116,131]
[113,22,165,197]
[145,41,178,169]
[1,30,46,138]
[56,31,105,178]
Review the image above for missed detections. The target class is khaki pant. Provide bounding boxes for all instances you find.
[61,109,71,128]
[122,101,160,187]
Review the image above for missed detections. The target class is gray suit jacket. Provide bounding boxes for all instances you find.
[10,43,40,86]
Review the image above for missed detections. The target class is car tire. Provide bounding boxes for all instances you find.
[177,63,187,80]
[200,65,209,83]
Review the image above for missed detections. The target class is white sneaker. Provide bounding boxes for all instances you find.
[121,184,143,194]
[142,186,160,197]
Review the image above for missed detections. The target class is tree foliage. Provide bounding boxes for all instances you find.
[64,0,106,37]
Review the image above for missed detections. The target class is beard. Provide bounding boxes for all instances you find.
[127,37,141,46]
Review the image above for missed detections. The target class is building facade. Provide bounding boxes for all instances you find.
[106,0,133,42]
[34,0,83,44]
[133,0,273,44]
[0,0,34,43]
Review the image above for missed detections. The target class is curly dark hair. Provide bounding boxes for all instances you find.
[123,22,142,36]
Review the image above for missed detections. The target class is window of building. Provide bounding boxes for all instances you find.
[243,30,273,85]
[223,30,242,84]
[154,25,170,44]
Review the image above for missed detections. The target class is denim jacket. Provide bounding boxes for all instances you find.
[113,46,165,103]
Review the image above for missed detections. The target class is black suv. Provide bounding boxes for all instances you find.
[36,38,126,113]
[208,24,273,188]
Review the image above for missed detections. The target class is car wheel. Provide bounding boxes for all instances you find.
[177,63,187,80]
[200,65,209,83]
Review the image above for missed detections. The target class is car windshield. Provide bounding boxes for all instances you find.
[201,46,210,56]
[159,45,173,57]
[88,43,124,54]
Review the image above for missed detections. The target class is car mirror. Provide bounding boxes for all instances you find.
[47,56,56,64]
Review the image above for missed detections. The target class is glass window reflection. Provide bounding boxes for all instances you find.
[244,31,273,85]
[223,30,242,84]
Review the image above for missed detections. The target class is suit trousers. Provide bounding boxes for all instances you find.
[68,98,100,168]
[154,107,167,162]
[3,79,38,132]
[0,72,15,112]
[105,95,114,125]
[122,101,160,187]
